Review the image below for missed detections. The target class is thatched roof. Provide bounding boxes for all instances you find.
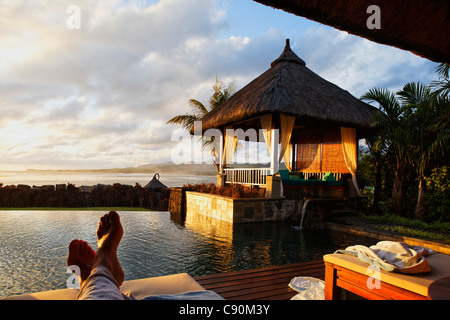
[197,40,379,135]
[253,0,450,64]
[144,173,168,189]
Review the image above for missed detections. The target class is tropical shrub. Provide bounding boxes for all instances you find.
[424,166,450,222]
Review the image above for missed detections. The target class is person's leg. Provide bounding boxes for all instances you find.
[77,265,126,300]
[68,211,127,300]
[93,210,124,286]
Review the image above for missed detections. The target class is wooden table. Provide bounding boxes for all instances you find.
[323,253,450,300]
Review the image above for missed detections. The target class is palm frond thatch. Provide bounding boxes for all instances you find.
[198,40,379,134]
[253,0,450,64]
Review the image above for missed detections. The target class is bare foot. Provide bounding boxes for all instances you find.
[93,211,124,286]
[67,239,95,286]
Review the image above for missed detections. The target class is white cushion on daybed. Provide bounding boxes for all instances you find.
[2,273,207,300]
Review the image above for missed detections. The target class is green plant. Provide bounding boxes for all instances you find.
[376,225,450,241]
[359,211,450,233]
[424,166,450,221]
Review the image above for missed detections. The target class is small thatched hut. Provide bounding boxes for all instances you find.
[197,40,379,199]
[253,0,450,64]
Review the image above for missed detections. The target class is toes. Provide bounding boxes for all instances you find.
[69,239,79,251]
[80,240,95,262]
[80,240,89,255]
[96,211,122,244]
[97,214,108,239]
[69,240,95,258]
[108,211,120,224]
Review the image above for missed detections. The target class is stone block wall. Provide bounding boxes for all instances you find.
[185,191,303,223]
[186,192,234,223]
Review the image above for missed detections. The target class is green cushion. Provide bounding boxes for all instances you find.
[322,172,335,181]
[279,170,289,180]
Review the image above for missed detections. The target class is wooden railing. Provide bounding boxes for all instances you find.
[224,169,348,187]
[300,172,345,181]
[224,168,271,186]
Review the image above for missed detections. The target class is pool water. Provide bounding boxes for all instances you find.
[0,210,377,298]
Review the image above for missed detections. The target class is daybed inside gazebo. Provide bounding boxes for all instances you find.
[197,40,379,200]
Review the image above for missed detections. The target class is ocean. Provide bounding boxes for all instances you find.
[0,170,216,188]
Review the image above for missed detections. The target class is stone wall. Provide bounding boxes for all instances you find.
[185,191,303,223]
[168,187,186,221]
[186,191,234,223]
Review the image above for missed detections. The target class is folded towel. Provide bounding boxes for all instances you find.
[336,241,435,274]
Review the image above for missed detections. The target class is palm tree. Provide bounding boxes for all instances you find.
[362,133,390,214]
[431,63,450,98]
[361,88,409,216]
[167,77,236,168]
[167,78,235,130]
[397,82,449,220]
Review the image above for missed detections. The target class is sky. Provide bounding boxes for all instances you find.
[0,0,440,171]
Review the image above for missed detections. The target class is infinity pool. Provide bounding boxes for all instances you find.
[0,210,377,298]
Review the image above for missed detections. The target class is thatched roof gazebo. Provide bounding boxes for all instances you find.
[197,40,379,199]
[144,173,168,190]
[200,39,378,134]
[253,0,450,64]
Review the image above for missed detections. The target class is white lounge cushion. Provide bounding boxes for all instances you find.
[2,273,205,300]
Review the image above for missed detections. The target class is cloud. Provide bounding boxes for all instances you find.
[292,26,438,98]
[0,0,440,170]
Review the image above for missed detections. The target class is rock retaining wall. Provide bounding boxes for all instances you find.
[184,191,303,223]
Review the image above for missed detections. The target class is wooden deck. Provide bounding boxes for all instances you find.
[194,260,325,300]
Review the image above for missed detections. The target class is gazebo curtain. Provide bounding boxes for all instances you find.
[222,127,237,167]
[260,114,273,155]
[260,113,295,172]
[279,114,295,171]
[340,127,363,196]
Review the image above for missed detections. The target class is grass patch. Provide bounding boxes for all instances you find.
[359,212,450,233]
[359,212,450,241]
[375,225,450,241]
[0,207,151,211]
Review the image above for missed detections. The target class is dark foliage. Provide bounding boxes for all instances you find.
[0,183,170,211]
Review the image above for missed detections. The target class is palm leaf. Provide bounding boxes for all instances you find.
[430,63,450,97]
[166,114,199,131]
[188,99,209,117]
[361,87,402,117]
[397,82,431,107]
[436,63,450,78]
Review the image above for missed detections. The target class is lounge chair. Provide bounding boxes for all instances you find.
[2,273,220,300]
